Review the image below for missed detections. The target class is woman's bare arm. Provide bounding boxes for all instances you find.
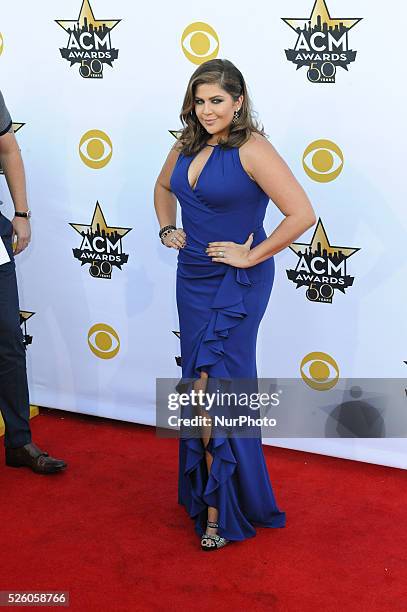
[239,134,316,266]
[154,142,186,249]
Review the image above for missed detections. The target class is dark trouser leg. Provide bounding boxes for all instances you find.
[0,215,31,449]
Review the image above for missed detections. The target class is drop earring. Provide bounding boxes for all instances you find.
[232,108,241,124]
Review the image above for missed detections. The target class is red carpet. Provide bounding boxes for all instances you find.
[1,408,407,612]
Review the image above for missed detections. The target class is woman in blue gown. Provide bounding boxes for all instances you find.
[154,59,316,550]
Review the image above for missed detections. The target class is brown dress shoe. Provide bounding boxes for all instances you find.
[5,442,67,474]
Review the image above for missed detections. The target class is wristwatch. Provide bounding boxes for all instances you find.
[15,209,32,218]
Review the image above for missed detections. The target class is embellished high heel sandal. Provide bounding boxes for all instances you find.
[200,521,229,551]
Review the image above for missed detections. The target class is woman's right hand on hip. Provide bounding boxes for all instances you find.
[162,228,186,249]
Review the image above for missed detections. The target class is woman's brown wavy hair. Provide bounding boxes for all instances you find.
[176,59,267,156]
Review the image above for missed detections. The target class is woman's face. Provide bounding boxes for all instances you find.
[193,83,243,138]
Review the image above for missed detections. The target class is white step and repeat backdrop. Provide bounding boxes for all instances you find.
[1,1,406,467]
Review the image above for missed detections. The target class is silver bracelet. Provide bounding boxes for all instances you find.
[161,227,176,246]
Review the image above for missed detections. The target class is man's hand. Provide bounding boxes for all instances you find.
[12,216,31,254]
[0,127,31,254]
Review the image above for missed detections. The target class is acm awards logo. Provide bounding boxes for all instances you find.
[70,202,131,279]
[287,219,360,304]
[56,0,121,79]
[20,311,35,348]
[282,0,362,83]
[181,22,219,64]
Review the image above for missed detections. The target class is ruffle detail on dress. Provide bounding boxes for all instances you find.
[179,433,287,540]
[176,267,252,391]
[175,264,286,541]
[179,435,258,541]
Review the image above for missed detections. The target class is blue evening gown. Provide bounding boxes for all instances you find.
[169,141,286,541]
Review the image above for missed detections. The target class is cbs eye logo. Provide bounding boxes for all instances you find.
[181,22,219,64]
[303,140,344,183]
[301,351,339,391]
[79,130,112,169]
[88,323,120,359]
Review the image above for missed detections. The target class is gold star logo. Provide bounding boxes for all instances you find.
[169,130,182,141]
[20,311,35,347]
[290,218,359,259]
[56,0,121,33]
[172,330,182,367]
[70,201,131,238]
[20,311,35,326]
[283,0,362,33]
[12,122,25,134]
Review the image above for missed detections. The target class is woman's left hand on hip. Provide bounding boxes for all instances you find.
[206,233,254,268]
